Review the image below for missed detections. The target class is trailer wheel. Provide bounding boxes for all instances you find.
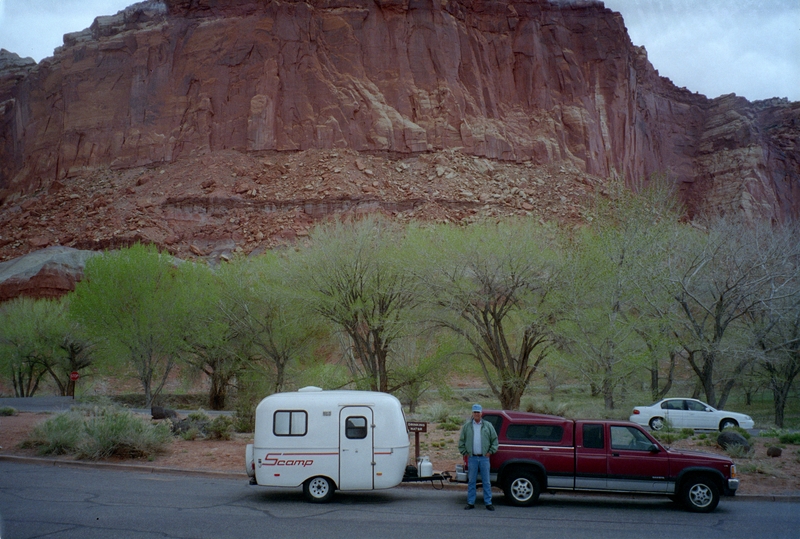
[303,476,334,503]
[680,476,719,513]
[503,471,541,507]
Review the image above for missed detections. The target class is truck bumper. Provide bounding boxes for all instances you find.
[724,478,739,496]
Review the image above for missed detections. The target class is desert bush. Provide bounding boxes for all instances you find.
[77,409,172,459]
[523,398,572,418]
[725,444,755,459]
[420,402,452,423]
[778,431,800,444]
[437,415,465,431]
[651,428,693,444]
[180,427,201,441]
[207,415,234,440]
[22,412,84,455]
[0,406,17,416]
[22,407,171,460]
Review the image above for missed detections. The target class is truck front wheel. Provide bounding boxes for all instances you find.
[303,476,334,503]
[680,476,719,513]
[503,471,541,507]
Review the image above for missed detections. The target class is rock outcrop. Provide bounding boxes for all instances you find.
[1,0,797,217]
[0,246,98,301]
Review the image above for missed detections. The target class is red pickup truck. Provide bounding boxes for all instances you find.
[454,410,739,512]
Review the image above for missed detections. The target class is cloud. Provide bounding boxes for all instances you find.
[603,0,800,101]
[0,0,134,61]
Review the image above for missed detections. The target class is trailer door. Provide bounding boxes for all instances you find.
[339,406,374,490]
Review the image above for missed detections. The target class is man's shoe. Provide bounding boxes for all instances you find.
[486,505,495,511]
[464,504,475,510]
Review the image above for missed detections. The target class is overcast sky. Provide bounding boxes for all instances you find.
[0,0,797,102]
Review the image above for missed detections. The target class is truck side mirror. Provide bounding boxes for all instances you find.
[648,444,660,453]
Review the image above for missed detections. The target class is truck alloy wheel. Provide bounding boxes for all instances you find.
[503,471,541,507]
[303,476,334,503]
[681,477,719,513]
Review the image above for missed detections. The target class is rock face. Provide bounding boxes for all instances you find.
[0,0,797,223]
[0,246,98,301]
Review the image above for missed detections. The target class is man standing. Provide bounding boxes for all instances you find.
[458,404,499,510]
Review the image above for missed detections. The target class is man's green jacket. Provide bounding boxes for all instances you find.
[458,419,499,456]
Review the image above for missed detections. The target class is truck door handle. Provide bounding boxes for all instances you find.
[612,452,620,457]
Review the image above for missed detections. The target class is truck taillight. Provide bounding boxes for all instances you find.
[632,409,640,415]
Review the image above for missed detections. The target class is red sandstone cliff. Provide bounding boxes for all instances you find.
[0,0,798,274]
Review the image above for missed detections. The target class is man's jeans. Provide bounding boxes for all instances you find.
[467,455,492,505]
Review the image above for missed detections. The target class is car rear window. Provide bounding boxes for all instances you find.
[506,424,564,443]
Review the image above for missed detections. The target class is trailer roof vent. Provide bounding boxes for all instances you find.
[298,386,323,392]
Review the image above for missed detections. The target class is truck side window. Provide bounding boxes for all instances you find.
[483,414,502,434]
[345,416,368,439]
[274,410,308,436]
[506,424,564,443]
[611,425,652,451]
[582,424,604,449]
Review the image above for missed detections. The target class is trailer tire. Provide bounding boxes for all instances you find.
[303,476,334,503]
[503,470,541,507]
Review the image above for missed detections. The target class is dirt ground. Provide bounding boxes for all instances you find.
[1,412,798,496]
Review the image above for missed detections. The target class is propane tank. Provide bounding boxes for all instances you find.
[417,456,433,478]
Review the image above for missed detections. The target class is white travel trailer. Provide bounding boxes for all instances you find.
[245,386,410,502]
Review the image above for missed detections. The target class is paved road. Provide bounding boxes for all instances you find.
[1,462,798,539]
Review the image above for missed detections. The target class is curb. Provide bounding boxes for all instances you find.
[3,454,798,501]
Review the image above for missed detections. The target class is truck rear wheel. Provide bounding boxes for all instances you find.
[303,476,334,503]
[504,471,541,507]
[680,476,719,513]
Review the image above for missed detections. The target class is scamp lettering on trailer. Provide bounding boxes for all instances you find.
[245,386,410,502]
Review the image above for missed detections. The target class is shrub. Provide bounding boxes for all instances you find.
[207,415,234,440]
[22,407,171,460]
[180,427,201,441]
[439,421,463,432]
[23,412,84,455]
[725,444,755,459]
[76,409,172,459]
[0,406,17,416]
[421,402,451,423]
[188,410,209,422]
[778,432,800,445]
[651,428,692,444]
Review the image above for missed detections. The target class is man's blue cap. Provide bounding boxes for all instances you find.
[472,404,482,412]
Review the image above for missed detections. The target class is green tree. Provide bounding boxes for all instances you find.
[295,217,421,393]
[422,220,565,410]
[177,261,248,410]
[0,298,50,397]
[0,297,94,397]
[69,243,191,408]
[222,253,320,395]
[565,178,683,408]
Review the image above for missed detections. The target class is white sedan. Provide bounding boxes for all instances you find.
[629,398,754,431]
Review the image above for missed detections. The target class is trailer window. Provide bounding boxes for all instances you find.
[506,424,564,443]
[345,416,368,439]
[274,410,307,436]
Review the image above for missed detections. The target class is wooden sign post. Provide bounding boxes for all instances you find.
[406,421,428,460]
